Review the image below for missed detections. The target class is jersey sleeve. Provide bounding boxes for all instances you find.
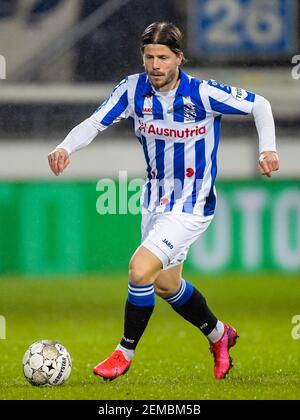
[89,78,131,130]
[206,80,255,115]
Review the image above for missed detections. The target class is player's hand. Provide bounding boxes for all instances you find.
[258,151,279,178]
[48,148,70,176]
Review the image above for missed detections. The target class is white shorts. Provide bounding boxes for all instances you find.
[141,210,212,270]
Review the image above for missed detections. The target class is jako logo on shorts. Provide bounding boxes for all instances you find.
[163,239,173,249]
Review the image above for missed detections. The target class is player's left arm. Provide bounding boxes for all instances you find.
[207,80,279,178]
[252,94,279,178]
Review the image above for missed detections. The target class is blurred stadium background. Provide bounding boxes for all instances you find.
[0,0,300,400]
[0,0,299,276]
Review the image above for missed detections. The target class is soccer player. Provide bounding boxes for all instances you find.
[48,22,279,380]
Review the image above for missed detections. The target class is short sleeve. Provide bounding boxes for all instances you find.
[207,80,255,115]
[91,78,130,129]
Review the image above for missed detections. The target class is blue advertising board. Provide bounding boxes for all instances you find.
[188,0,297,57]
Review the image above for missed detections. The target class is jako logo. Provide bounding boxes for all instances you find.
[162,238,173,249]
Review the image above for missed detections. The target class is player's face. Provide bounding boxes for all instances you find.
[143,44,183,92]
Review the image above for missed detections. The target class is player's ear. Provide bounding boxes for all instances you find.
[141,49,145,68]
[176,52,184,66]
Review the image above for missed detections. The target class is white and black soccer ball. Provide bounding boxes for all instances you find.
[22,339,72,386]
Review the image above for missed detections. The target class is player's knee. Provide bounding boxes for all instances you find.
[128,264,153,286]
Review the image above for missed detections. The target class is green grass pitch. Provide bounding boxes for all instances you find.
[0,274,299,400]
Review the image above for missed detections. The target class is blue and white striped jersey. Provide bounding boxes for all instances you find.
[91,69,255,217]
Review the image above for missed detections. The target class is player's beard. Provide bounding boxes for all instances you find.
[149,68,178,91]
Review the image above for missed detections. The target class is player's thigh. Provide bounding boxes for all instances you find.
[129,245,163,285]
[142,213,211,270]
[155,263,183,297]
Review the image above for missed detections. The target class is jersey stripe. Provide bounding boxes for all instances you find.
[209,97,248,115]
[134,73,147,118]
[155,139,165,205]
[183,138,206,213]
[173,95,185,122]
[142,135,152,208]
[246,92,255,103]
[204,116,221,216]
[189,78,206,122]
[100,90,128,126]
[152,95,164,120]
[168,142,185,211]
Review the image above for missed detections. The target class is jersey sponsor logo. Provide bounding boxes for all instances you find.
[138,121,206,139]
[142,107,153,114]
[162,238,173,249]
[231,86,248,101]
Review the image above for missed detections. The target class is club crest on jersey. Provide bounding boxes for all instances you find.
[183,104,197,120]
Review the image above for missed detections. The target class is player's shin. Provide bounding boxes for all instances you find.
[93,282,156,379]
[119,282,155,357]
[163,279,224,342]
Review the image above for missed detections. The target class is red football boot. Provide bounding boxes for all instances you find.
[93,350,131,381]
[209,324,238,379]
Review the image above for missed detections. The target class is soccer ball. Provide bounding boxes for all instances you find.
[22,339,72,386]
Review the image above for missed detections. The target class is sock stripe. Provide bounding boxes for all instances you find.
[128,282,154,289]
[164,279,194,307]
[165,280,186,304]
[128,282,155,307]
[128,290,154,297]
[128,283,154,293]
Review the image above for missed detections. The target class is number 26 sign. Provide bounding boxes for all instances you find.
[188,0,297,57]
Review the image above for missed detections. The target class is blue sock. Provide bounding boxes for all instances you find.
[164,278,218,335]
[164,279,194,307]
[127,282,155,307]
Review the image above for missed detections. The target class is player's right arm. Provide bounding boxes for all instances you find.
[48,79,130,176]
